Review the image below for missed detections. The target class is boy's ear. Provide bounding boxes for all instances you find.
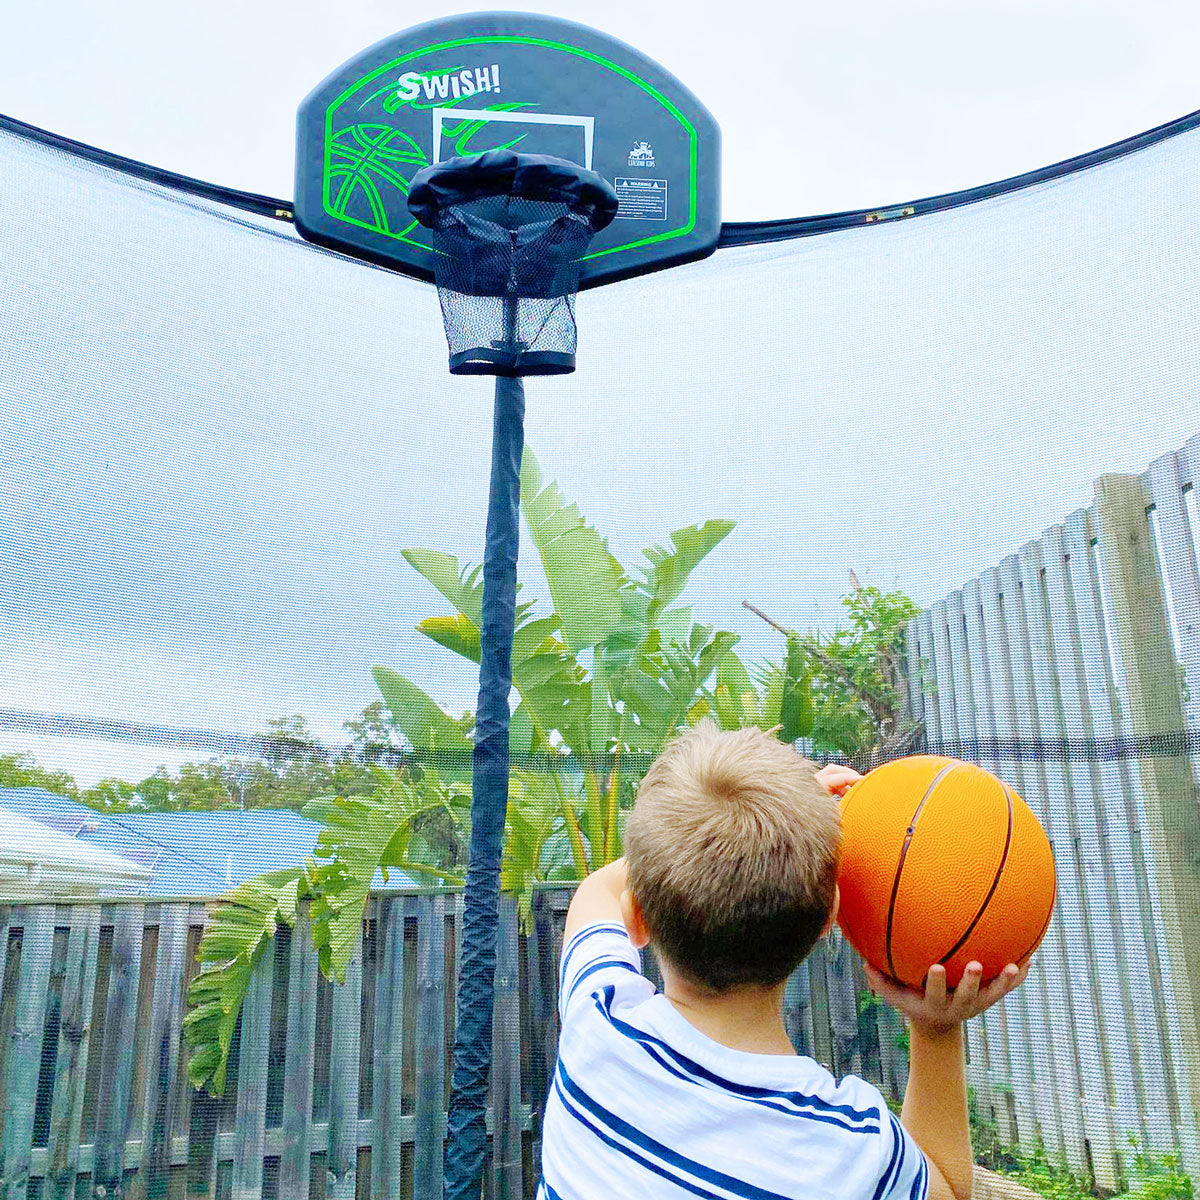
[820,884,841,938]
[620,888,652,950]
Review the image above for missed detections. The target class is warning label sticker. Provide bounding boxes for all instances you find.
[614,176,668,221]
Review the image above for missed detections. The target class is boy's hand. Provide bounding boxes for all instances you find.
[863,960,1029,1035]
[562,857,633,945]
[815,763,862,797]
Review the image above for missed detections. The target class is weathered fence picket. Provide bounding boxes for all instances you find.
[326,938,362,1200]
[280,916,317,1200]
[1002,548,1085,1167]
[45,904,101,1200]
[231,942,273,1200]
[140,903,190,1199]
[370,897,405,1200]
[93,903,145,1198]
[412,894,445,1200]
[491,897,523,1200]
[1,904,53,1199]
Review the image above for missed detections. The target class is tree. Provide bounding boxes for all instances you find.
[743,572,922,768]
[119,712,390,814]
[343,700,406,766]
[81,778,139,811]
[0,752,80,799]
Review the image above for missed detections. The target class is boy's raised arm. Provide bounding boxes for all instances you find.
[865,960,1028,1200]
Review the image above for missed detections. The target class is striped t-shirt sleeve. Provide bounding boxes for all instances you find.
[557,921,647,1023]
[873,1112,931,1200]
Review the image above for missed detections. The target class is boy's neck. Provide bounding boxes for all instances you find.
[659,962,796,1057]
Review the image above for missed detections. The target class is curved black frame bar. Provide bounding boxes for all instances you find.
[719,107,1200,245]
[3,104,1200,249]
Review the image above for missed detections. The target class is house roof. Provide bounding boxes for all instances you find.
[0,788,417,897]
[0,806,152,898]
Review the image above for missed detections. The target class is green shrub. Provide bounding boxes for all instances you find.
[1126,1137,1193,1200]
[965,1115,1195,1200]
[1001,1143,1095,1200]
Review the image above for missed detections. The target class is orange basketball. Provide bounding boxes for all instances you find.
[837,755,1055,989]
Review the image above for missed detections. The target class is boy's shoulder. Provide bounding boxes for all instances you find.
[557,920,651,1024]
[547,922,929,1200]
[556,920,890,1119]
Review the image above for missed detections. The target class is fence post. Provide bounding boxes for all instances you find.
[490,896,523,1200]
[413,895,447,1200]
[280,915,318,1200]
[327,936,363,1200]
[1094,472,1200,1167]
[370,897,405,1200]
[140,905,190,1200]
[230,940,275,1200]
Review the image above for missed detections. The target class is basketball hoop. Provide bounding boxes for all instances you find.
[294,15,721,1197]
[407,149,618,376]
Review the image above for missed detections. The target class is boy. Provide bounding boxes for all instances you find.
[539,722,1027,1200]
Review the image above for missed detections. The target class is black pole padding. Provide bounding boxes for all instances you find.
[443,373,526,1200]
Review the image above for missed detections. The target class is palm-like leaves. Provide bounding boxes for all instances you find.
[519,453,627,653]
[372,666,474,779]
[306,776,466,983]
[183,867,305,1095]
[184,449,745,1095]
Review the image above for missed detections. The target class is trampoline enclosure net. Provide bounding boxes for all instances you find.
[1,115,1200,1198]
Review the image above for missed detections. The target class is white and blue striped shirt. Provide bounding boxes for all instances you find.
[539,922,930,1200]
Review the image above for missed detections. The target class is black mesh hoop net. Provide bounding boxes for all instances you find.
[407,150,619,376]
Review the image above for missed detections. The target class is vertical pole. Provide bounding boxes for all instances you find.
[444,372,526,1200]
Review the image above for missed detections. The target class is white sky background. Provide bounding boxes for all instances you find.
[1,0,1198,218]
[1,1,1199,786]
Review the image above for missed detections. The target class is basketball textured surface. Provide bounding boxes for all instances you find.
[837,755,1055,988]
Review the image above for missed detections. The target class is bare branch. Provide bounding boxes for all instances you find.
[741,599,793,637]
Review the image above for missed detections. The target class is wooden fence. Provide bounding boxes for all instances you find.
[904,430,1200,1188]
[0,888,901,1200]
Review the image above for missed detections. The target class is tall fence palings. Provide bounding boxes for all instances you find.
[906,430,1200,1185]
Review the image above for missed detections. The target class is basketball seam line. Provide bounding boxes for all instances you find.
[884,762,959,980]
[934,783,1015,969]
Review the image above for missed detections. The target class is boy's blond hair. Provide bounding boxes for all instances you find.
[624,721,841,991]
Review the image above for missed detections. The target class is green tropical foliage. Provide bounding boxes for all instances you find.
[184,450,761,1093]
[743,574,921,766]
[380,450,746,876]
[182,867,306,1094]
[181,452,921,1096]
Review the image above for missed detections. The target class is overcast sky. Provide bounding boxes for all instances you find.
[1,2,1199,786]
[2,0,1199,219]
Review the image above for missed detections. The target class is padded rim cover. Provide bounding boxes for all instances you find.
[407,150,619,232]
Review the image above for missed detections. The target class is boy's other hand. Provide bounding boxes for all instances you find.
[863,960,1029,1035]
[815,763,862,797]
